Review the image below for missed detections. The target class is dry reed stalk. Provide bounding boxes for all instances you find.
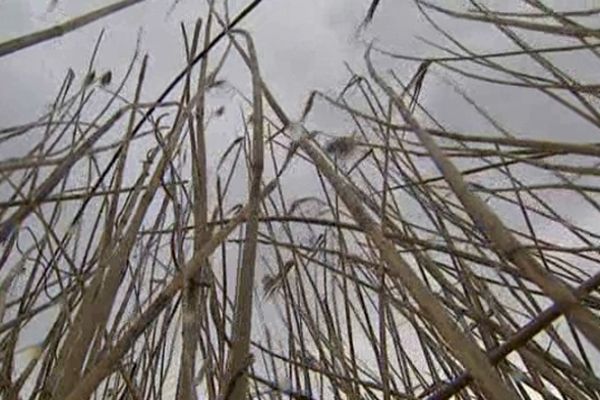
[220,29,264,400]
[177,15,206,400]
[0,0,146,58]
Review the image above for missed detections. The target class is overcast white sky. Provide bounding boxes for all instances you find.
[4,0,598,213]
[2,0,597,137]
[1,1,599,398]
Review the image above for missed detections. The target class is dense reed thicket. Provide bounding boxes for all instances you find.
[1,1,600,399]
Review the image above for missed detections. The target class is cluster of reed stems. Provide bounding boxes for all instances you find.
[1,1,600,399]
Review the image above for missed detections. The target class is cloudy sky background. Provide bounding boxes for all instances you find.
[1,0,599,398]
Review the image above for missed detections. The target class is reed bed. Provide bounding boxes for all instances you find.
[1,1,599,399]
